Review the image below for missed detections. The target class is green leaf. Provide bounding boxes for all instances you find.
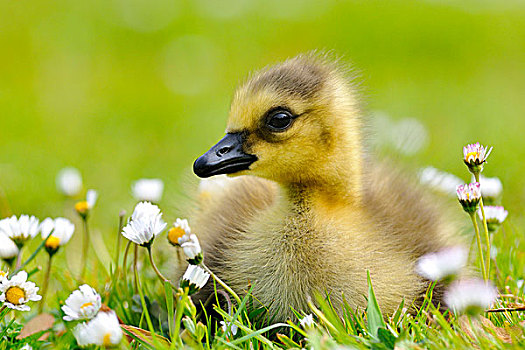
[228,323,290,347]
[10,229,54,277]
[276,333,301,348]
[391,299,405,326]
[377,328,396,349]
[164,280,175,340]
[182,316,196,335]
[195,322,207,342]
[366,270,386,339]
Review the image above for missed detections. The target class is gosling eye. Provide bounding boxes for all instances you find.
[265,109,295,132]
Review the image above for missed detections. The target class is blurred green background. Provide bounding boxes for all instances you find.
[1,0,525,240]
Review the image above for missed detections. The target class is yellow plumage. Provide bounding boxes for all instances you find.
[184,53,457,321]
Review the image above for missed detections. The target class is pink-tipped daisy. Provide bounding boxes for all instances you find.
[463,142,492,174]
[456,182,482,214]
[444,279,497,315]
[479,206,508,232]
[416,246,467,281]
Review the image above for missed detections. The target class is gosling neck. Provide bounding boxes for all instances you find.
[284,165,363,209]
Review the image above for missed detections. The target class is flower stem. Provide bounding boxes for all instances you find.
[14,246,23,270]
[80,217,90,280]
[176,249,183,266]
[115,211,126,273]
[133,244,139,293]
[171,289,187,348]
[39,254,53,313]
[0,305,7,321]
[474,172,491,279]
[201,263,242,305]
[11,229,54,277]
[122,240,132,283]
[146,245,173,286]
[470,213,487,281]
[479,198,491,278]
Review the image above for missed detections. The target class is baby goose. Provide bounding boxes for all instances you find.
[190,53,455,321]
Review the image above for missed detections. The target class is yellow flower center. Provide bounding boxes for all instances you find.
[0,271,6,279]
[167,227,185,245]
[45,236,61,250]
[80,302,93,310]
[5,286,25,305]
[75,201,89,214]
[103,333,112,346]
[466,151,479,161]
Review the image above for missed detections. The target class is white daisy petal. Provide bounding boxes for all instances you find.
[181,234,203,263]
[121,202,166,246]
[0,232,19,260]
[444,279,497,315]
[476,175,503,199]
[73,311,122,347]
[416,246,467,281]
[419,167,463,196]
[299,314,315,328]
[86,189,99,209]
[131,178,164,203]
[0,270,41,311]
[62,284,102,321]
[0,215,40,245]
[180,265,210,294]
[220,320,238,337]
[41,217,75,250]
[56,167,83,197]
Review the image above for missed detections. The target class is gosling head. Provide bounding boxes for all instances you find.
[194,53,363,189]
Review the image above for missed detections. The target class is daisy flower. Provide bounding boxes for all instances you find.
[463,142,492,174]
[476,175,503,202]
[0,215,40,247]
[75,189,98,218]
[131,178,164,203]
[56,167,83,197]
[0,231,18,262]
[167,218,191,246]
[299,314,315,329]
[479,206,508,232]
[72,322,90,347]
[0,271,42,311]
[180,265,210,295]
[419,167,463,196]
[121,202,167,246]
[415,246,467,281]
[220,320,238,337]
[181,234,203,265]
[456,183,481,214]
[73,311,122,347]
[444,279,497,315]
[40,217,75,254]
[62,284,102,321]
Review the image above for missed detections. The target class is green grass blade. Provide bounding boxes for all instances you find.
[10,229,54,277]
[164,280,175,340]
[366,270,386,339]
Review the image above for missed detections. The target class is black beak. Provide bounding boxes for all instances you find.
[193,133,258,178]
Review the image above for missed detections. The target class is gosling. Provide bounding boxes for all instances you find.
[189,53,455,321]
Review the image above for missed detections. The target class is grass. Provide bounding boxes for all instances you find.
[1,153,525,349]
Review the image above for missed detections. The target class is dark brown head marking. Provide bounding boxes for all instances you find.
[249,56,328,99]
